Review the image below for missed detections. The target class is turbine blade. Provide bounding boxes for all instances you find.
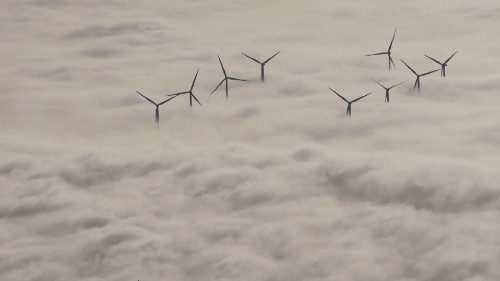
[444,51,457,63]
[229,77,249,82]
[158,96,176,105]
[217,55,226,76]
[388,28,397,51]
[389,81,406,89]
[241,53,261,64]
[190,69,199,91]
[424,54,442,65]
[372,79,385,89]
[263,51,280,64]
[167,91,189,96]
[366,52,387,56]
[390,55,396,68]
[329,87,348,103]
[191,94,202,106]
[210,79,225,95]
[421,69,440,76]
[136,91,157,105]
[400,59,417,75]
[352,93,371,102]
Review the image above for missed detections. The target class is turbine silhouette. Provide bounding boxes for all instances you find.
[136,91,177,130]
[400,59,439,93]
[373,79,406,103]
[167,69,202,107]
[241,51,280,82]
[424,51,457,77]
[366,29,397,70]
[211,55,249,99]
[329,88,371,116]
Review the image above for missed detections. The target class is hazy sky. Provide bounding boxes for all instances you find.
[1,1,500,280]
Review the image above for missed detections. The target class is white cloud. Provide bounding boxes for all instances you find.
[1,0,500,280]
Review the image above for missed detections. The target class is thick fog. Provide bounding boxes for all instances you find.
[1,1,499,280]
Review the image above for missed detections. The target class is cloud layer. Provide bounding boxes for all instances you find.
[1,0,500,280]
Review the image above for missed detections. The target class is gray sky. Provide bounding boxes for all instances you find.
[1,1,500,280]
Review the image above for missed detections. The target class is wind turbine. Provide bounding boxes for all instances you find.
[400,59,439,93]
[136,91,177,130]
[373,79,406,103]
[424,51,457,77]
[241,51,280,82]
[366,29,397,70]
[211,55,249,99]
[167,69,202,107]
[328,88,371,116]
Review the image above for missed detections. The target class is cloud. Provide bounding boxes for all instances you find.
[29,0,67,8]
[37,216,108,237]
[80,47,120,58]
[35,67,75,81]
[318,157,500,212]
[0,161,30,176]
[63,22,160,40]
[0,201,61,219]
[1,0,500,280]
[59,155,166,188]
